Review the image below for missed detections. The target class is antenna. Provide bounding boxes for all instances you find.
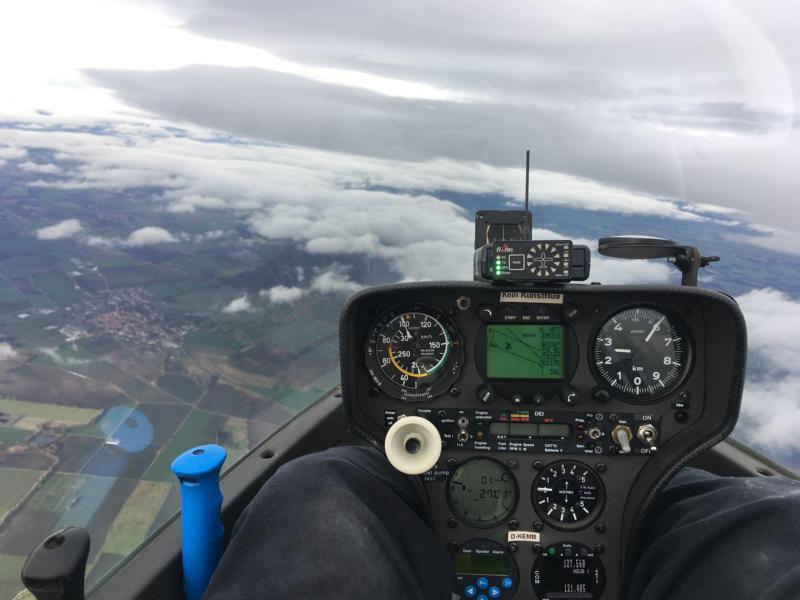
[525,149,530,213]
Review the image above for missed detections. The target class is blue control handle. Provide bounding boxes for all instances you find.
[171,444,227,600]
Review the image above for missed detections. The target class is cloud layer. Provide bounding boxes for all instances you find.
[735,288,800,457]
[35,218,84,240]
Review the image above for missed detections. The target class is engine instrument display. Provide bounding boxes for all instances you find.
[447,457,519,528]
[532,461,604,528]
[592,306,690,400]
[486,324,565,379]
[365,306,463,401]
[532,542,605,599]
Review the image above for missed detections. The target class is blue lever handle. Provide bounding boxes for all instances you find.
[171,444,227,600]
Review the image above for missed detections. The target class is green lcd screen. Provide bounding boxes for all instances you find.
[454,552,509,576]
[486,324,565,379]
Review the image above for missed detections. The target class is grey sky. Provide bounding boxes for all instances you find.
[79,0,800,230]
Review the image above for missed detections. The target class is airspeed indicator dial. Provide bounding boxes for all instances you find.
[592,306,690,400]
[365,305,463,401]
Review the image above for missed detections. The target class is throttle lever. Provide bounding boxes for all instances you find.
[21,527,90,600]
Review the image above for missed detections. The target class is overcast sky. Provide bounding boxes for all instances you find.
[1,0,798,232]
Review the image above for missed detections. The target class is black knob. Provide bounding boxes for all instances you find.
[478,305,494,321]
[511,393,525,404]
[564,305,580,321]
[533,393,546,405]
[477,384,496,404]
[560,386,580,406]
[593,389,611,404]
[22,527,90,600]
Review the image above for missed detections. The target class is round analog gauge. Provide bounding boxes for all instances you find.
[447,458,519,528]
[532,461,604,529]
[532,542,605,600]
[592,306,690,400]
[365,306,463,401]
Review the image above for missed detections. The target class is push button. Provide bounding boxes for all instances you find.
[464,585,477,598]
[501,577,513,589]
[477,577,489,589]
[489,586,502,598]
[477,595,489,600]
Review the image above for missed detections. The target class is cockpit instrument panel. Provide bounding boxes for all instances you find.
[340,282,745,599]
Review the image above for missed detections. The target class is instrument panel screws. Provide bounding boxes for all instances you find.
[507,458,519,470]
[508,519,519,530]
[595,462,607,473]
[674,410,688,423]
[449,306,459,316]
[533,543,543,554]
[533,522,544,532]
[447,457,457,468]
[447,518,458,529]
[533,460,544,470]
[592,305,605,316]
[508,542,519,553]
[595,522,607,533]
[593,544,605,555]
[608,413,619,423]
[679,390,691,401]
[449,386,461,397]
[456,296,471,310]
[447,540,458,552]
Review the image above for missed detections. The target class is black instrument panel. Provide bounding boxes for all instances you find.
[340,282,745,599]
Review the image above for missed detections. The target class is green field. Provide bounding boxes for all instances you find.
[185,328,241,351]
[32,271,81,304]
[143,410,226,482]
[100,481,173,556]
[0,397,100,426]
[0,427,31,443]
[0,554,28,600]
[146,278,210,298]
[0,468,43,514]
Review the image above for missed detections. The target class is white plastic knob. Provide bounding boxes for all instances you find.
[384,416,442,475]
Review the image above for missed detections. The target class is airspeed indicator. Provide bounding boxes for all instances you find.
[365,305,463,401]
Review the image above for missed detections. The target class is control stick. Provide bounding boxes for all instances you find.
[21,527,90,600]
[171,444,227,600]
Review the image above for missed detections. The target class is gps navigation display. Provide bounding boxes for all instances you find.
[485,324,565,379]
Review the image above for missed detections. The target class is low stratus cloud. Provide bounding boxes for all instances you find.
[18,161,61,174]
[221,295,252,313]
[261,263,363,304]
[85,226,178,248]
[35,218,83,240]
[37,347,90,367]
[0,146,26,160]
[0,342,19,361]
[124,226,177,246]
[735,288,800,455]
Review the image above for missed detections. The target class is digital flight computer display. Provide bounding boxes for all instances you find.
[485,324,565,379]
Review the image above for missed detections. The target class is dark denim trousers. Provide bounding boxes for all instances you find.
[204,446,800,600]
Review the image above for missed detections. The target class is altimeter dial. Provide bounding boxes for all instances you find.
[592,306,690,400]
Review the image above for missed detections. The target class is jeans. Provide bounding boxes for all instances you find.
[204,446,800,600]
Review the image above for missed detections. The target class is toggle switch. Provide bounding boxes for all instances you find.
[612,425,633,454]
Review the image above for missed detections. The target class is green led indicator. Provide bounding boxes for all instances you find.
[548,547,556,556]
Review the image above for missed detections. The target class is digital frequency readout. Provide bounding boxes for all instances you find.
[486,324,565,379]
